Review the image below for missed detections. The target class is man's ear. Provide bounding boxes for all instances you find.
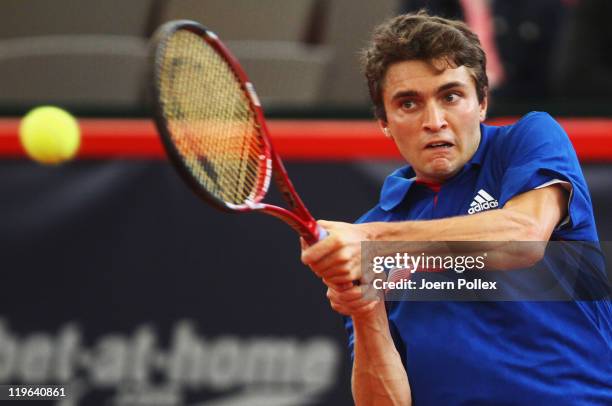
[479,93,488,122]
[378,120,392,138]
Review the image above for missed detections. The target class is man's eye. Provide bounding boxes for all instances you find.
[444,93,460,103]
[401,100,415,109]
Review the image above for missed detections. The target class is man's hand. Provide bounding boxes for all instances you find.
[301,220,382,318]
[301,220,371,284]
[325,282,382,318]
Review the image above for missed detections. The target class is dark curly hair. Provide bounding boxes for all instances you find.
[362,11,488,121]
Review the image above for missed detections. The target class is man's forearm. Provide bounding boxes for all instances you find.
[362,209,547,269]
[367,208,542,242]
[352,303,411,406]
[366,185,567,244]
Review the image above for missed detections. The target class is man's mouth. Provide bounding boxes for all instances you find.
[426,142,454,149]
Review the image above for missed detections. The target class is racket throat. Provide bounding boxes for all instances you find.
[258,205,320,245]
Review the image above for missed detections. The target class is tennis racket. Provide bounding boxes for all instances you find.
[149,20,327,245]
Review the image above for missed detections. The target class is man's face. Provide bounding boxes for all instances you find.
[380,59,487,183]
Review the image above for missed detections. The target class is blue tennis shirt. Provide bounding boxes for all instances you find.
[346,112,612,405]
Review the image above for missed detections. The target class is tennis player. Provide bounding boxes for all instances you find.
[301,12,612,406]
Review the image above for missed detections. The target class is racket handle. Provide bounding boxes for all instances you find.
[316,225,329,241]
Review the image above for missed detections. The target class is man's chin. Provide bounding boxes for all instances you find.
[425,165,460,183]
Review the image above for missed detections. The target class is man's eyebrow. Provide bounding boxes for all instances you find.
[391,81,468,100]
[391,89,419,100]
[437,81,467,93]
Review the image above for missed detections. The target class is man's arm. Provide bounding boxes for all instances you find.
[302,184,568,406]
[349,302,411,406]
[322,280,410,405]
[370,183,567,241]
[303,184,568,284]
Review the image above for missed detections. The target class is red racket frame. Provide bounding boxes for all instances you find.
[151,20,322,244]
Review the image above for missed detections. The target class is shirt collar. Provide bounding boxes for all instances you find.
[379,166,417,211]
[379,123,490,212]
[466,122,490,168]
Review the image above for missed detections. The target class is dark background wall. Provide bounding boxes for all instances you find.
[1,160,610,405]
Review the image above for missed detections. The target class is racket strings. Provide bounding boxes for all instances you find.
[158,30,267,205]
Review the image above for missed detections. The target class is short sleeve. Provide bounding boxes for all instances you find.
[497,112,596,239]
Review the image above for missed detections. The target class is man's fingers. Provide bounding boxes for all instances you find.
[327,284,380,304]
[324,281,354,291]
[310,247,354,273]
[301,220,354,265]
[327,286,363,303]
[318,255,362,280]
[329,297,380,317]
[301,233,341,265]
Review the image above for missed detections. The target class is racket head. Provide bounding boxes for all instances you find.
[150,20,273,213]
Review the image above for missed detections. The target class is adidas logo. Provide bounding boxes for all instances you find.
[468,189,499,214]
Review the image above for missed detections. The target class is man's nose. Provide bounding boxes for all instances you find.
[422,103,447,132]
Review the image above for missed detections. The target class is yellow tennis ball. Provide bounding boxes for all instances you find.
[19,106,81,165]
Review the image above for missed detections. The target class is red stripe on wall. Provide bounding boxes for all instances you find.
[0,118,611,161]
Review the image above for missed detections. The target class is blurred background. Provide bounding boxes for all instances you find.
[0,1,610,405]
